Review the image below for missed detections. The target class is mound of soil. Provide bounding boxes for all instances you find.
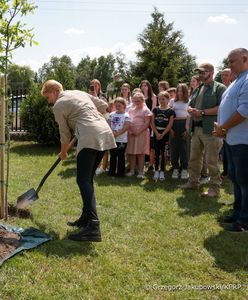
[8,204,31,219]
[0,229,21,260]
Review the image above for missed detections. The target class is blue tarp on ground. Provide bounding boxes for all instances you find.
[0,223,52,266]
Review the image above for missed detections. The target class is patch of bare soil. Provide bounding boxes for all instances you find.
[8,204,31,218]
[0,229,21,260]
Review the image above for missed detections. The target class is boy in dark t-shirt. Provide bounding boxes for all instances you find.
[151,91,176,181]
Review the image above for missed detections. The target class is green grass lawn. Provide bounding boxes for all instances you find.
[1,141,248,299]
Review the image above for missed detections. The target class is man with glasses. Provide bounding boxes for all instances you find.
[180,63,226,197]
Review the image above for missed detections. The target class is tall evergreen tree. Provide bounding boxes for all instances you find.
[132,8,196,90]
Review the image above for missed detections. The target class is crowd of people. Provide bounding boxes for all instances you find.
[41,47,248,241]
[91,64,230,189]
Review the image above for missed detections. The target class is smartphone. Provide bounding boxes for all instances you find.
[90,85,95,92]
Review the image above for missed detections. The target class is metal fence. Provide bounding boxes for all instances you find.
[10,90,27,132]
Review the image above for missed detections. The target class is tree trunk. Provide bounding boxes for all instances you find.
[0,75,7,220]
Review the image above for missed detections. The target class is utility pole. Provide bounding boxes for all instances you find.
[0,75,7,219]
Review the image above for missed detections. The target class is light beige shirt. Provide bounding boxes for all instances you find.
[53,90,116,153]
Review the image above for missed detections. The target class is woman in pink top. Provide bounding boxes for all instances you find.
[126,92,152,178]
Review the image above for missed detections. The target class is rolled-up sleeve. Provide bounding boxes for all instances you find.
[237,80,248,118]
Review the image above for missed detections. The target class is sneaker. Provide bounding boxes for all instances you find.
[225,222,248,233]
[178,181,199,190]
[201,187,220,198]
[126,171,135,177]
[137,172,145,179]
[159,171,165,181]
[95,167,104,176]
[181,169,189,180]
[153,171,159,181]
[172,169,179,179]
[200,176,210,185]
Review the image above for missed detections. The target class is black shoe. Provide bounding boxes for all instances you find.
[68,220,102,242]
[67,218,87,228]
[225,222,248,232]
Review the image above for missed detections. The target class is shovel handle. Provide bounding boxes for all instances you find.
[36,137,77,195]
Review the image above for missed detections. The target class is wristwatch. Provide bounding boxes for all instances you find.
[201,110,206,116]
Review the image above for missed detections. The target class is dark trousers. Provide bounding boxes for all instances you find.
[154,134,168,171]
[109,142,127,176]
[77,148,105,222]
[225,143,248,225]
[170,119,188,170]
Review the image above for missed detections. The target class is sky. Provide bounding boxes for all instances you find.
[12,0,248,73]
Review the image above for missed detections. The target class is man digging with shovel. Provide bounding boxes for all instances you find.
[41,80,116,242]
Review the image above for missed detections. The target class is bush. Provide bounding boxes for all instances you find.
[20,84,60,145]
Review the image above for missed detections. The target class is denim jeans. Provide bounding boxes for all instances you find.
[77,148,105,222]
[225,143,248,225]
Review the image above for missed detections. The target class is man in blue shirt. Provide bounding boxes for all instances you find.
[214,48,248,232]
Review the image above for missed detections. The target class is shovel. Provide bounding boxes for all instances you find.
[17,137,77,209]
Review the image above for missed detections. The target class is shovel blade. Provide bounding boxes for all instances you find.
[16,188,39,209]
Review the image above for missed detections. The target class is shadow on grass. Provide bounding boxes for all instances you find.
[177,191,223,217]
[61,158,76,166]
[95,175,143,187]
[94,173,181,192]
[30,217,60,240]
[11,143,59,156]
[142,176,181,192]
[221,177,233,195]
[204,230,248,272]
[38,238,98,258]
[58,167,76,179]
[11,143,77,161]
[32,219,98,258]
